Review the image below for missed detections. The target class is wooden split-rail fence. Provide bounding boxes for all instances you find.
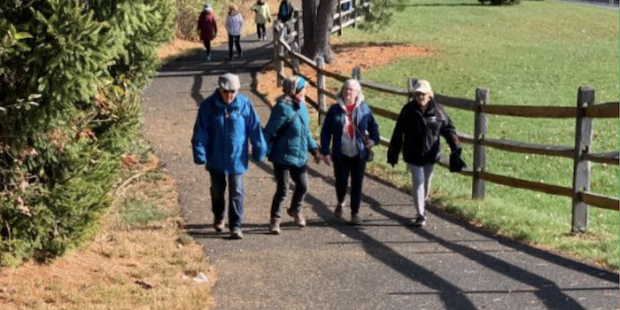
[271,1,619,233]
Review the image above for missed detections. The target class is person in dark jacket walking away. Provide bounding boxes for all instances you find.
[320,79,380,225]
[277,0,294,23]
[387,80,464,227]
[191,73,267,239]
[263,76,322,234]
[225,5,244,60]
[277,0,294,35]
[252,0,271,41]
[197,3,217,61]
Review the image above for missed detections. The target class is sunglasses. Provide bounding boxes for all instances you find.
[221,89,237,94]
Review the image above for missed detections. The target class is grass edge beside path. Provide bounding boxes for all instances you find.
[0,147,215,310]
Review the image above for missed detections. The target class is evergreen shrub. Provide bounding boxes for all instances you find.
[0,0,173,266]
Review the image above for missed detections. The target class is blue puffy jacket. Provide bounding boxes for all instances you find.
[263,98,318,167]
[320,100,380,162]
[192,91,267,175]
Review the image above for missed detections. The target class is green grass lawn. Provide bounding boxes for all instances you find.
[337,0,619,270]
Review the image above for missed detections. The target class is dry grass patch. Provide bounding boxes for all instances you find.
[256,40,433,107]
[0,155,214,310]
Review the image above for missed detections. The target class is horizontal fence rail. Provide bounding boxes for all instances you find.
[272,2,619,233]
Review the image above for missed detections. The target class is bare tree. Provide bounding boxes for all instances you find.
[300,0,405,63]
[301,0,337,63]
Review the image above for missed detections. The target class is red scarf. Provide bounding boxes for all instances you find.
[345,104,355,139]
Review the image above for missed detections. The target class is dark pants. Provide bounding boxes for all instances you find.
[333,155,366,215]
[202,39,211,55]
[209,171,244,231]
[256,23,266,39]
[228,35,241,58]
[270,164,308,218]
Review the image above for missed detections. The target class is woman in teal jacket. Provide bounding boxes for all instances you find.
[263,76,321,234]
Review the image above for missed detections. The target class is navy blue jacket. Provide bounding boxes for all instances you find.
[320,101,380,162]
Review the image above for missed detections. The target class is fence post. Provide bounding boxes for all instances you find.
[276,35,284,87]
[571,86,595,233]
[292,42,300,74]
[352,0,357,28]
[272,23,280,63]
[351,67,361,80]
[294,10,302,49]
[337,0,343,36]
[472,88,488,200]
[317,56,326,125]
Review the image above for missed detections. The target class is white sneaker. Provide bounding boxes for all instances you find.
[269,217,281,235]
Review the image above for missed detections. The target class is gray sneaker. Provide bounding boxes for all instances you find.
[334,202,344,219]
[412,215,426,227]
[350,213,363,226]
[230,228,244,239]
[287,208,306,228]
[269,217,281,235]
[213,218,225,232]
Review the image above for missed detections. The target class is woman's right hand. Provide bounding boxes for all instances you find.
[323,154,332,166]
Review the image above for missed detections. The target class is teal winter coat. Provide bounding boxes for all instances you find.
[192,90,267,175]
[263,98,318,167]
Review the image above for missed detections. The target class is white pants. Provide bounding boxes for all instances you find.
[407,163,435,218]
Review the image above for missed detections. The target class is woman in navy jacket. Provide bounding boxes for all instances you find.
[320,79,380,225]
[263,76,321,234]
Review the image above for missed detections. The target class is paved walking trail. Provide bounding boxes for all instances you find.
[142,34,619,310]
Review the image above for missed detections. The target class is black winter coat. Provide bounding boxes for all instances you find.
[387,99,460,166]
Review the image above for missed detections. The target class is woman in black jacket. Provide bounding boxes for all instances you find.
[387,80,463,227]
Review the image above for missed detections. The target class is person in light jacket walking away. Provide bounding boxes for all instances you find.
[197,3,217,61]
[191,73,267,239]
[320,79,380,225]
[251,0,271,41]
[225,5,244,60]
[263,76,322,234]
[387,80,465,227]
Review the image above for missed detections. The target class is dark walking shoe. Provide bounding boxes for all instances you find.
[412,215,426,227]
[269,217,281,235]
[287,208,306,228]
[230,228,244,239]
[213,218,225,232]
[334,202,344,219]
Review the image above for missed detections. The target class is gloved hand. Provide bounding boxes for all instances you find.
[449,148,466,173]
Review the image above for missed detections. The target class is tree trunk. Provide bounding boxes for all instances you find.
[314,0,337,63]
[301,0,318,56]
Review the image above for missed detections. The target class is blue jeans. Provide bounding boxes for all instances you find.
[209,171,244,231]
[333,154,366,215]
[270,164,308,218]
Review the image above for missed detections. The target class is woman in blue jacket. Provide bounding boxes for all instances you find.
[263,76,321,234]
[320,79,380,225]
[192,73,267,240]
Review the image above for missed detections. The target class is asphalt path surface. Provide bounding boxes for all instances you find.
[142,33,619,310]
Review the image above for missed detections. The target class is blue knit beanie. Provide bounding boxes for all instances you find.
[295,77,306,93]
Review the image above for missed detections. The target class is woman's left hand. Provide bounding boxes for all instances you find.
[364,140,375,150]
